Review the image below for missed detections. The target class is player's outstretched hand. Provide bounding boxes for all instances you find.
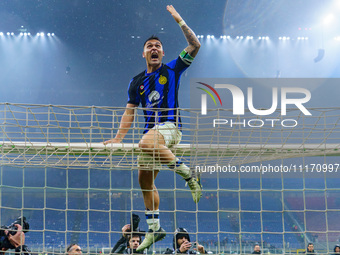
[103,138,121,145]
[167,5,183,23]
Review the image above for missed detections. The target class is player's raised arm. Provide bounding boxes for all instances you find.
[104,103,137,144]
[167,5,200,58]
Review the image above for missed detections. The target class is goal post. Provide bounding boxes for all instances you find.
[1,103,340,254]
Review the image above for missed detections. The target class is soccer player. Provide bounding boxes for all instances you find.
[104,5,201,252]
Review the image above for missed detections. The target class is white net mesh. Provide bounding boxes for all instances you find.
[0,103,340,254]
[1,103,339,168]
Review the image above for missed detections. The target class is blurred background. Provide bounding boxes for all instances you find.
[1,0,340,107]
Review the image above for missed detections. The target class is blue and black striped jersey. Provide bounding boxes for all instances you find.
[127,57,189,133]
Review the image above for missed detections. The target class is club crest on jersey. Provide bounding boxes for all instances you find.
[158,75,167,85]
[140,85,144,90]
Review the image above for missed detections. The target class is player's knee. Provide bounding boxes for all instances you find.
[138,140,154,151]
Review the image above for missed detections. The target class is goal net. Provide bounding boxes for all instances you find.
[0,103,339,254]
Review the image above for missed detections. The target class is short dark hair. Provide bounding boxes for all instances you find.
[334,244,340,252]
[128,233,141,242]
[143,35,162,48]
[66,244,77,252]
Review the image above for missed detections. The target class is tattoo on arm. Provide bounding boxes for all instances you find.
[181,24,201,58]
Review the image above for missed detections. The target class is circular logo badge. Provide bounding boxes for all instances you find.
[158,75,167,85]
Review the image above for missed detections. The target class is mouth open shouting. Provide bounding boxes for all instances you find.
[151,52,159,61]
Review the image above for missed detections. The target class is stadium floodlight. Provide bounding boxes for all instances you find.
[47,33,51,36]
[11,32,14,36]
[51,33,55,36]
[336,0,340,9]
[0,32,3,36]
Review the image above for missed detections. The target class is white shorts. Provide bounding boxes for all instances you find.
[137,122,182,169]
